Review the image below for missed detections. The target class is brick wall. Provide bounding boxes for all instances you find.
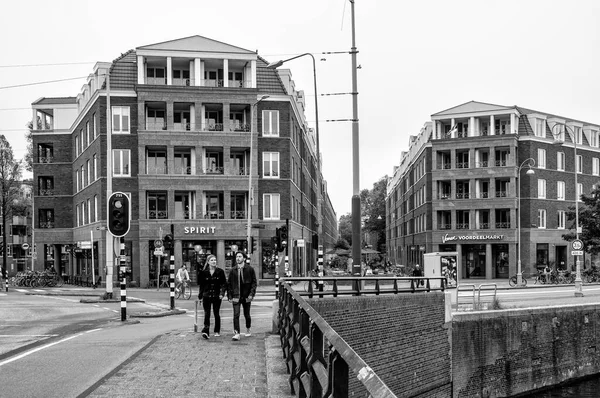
[453,304,600,397]
[308,293,452,397]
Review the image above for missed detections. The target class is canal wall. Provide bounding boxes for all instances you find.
[308,292,452,397]
[453,304,600,397]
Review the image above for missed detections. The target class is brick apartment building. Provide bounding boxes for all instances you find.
[386,101,600,280]
[31,36,337,287]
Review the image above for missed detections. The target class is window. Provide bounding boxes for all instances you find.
[230,193,246,219]
[39,176,54,195]
[557,210,565,229]
[574,126,583,145]
[94,195,98,222]
[262,110,279,136]
[81,165,86,187]
[538,179,546,199]
[86,121,90,146]
[75,135,79,157]
[263,193,280,220]
[263,152,280,178]
[577,183,583,202]
[591,130,599,148]
[537,209,546,229]
[86,160,90,185]
[205,193,224,219]
[75,170,80,191]
[93,154,97,180]
[147,149,167,174]
[87,199,91,224]
[594,158,600,176]
[148,192,168,219]
[537,148,546,169]
[557,152,565,171]
[80,130,84,153]
[93,113,97,139]
[39,209,54,228]
[577,155,583,174]
[535,119,545,137]
[112,106,130,133]
[557,181,565,200]
[113,149,131,177]
[76,204,80,226]
[175,192,195,219]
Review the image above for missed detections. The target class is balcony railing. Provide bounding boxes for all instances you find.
[439,193,451,200]
[495,222,511,229]
[231,123,251,132]
[173,122,191,131]
[174,166,192,175]
[202,79,224,87]
[477,192,489,199]
[147,77,166,85]
[172,78,194,86]
[456,223,470,230]
[479,223,490,229]
[456,162,469,169]
[237,167,248,176]
[456,192,470,199]
[438,223,451,230]
[476,161,488,167]
[39,221,54,229]
[146,121,167,130]
[205,166,224,175]
[38,156,54,163]
[495,159,507,166]
[495,191,507,198]
[39,189,55,196]
[204,211,224,219]
[206,123,224,131]
[148,210,168,219]
[231,210,246,219]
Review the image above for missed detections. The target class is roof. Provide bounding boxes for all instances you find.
[432,100,515,117]
[31,97,77,106]
[256,56,286,95]
[137,35,255,55]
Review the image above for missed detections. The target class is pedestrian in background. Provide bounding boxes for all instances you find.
[413,264,424,287]
[198,254,227,339]
[227,251,257,341]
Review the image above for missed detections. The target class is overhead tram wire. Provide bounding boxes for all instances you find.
[0,76,89,90]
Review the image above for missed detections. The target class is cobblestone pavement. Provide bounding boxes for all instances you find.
[84,306,292,398]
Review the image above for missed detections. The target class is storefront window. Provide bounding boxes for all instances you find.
[493,244,509,278]
[536,244,549,267]
[463,244,486,278]
[261,238,277,279]
[183,241,216,283]
[225,240,246,275]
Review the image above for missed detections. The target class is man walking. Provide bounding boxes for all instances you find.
[227,251,257,341]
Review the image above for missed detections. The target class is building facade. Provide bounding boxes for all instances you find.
[386,101,600,280]
[31,36,337,286]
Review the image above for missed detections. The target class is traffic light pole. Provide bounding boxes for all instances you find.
[105,74,114,299]
[119,236,127,321]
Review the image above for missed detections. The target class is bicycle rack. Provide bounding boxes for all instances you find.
[476,284,498,310]
[456,283,498,311]
[457,284,476,310]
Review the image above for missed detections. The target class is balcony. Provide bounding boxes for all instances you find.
[456,223,470,230]
[147,121,167,130]
[496,222,511,229]
[438,223,451,230]
[204,211,224,220]
[172,78,194,87]
[479,223,490,229]
[495,191,507,198]
[495,160,507,167]
[39,221,54,229]
[456,162,469,169]
[38,156,54,163]
[39,189,55,196]
[173,122,191,131]
[205,166,224,175]
[149,210,168,219]
[476,161,488,168]
[456,193,470,199]
[477,192,489,199]
[231,210,246,219]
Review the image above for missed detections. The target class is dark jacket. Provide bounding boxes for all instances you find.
[198,267,227,299]
[227,265,257,300]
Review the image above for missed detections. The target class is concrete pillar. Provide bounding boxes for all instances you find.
[432,121,437,139]
[486,243,493,278]
[167,57,172,86]
[194,58,201,86]
[167,146,175,178]
[190,104,195,131]
[469,116,475,137]
[456,245,463,280]
[217,240,226,270]
[224,191,231,219]
[251,60,257,88]
[490,115,495,135]
[189,60,194,85]
[510,113,516,134]
[451,118,456,138]
[138,101,145,131]
[200,61,205,86]
[223,102,231,131]
[32,110,37,130]
[223,59,229,88]
[174,239,182,269]
[166,101,174,130]
[137,55,145,85]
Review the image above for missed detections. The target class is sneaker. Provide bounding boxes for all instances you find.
[214,333,220,337]
[244,328,251,337]
[232,332,240,341]
[202,332,209,340]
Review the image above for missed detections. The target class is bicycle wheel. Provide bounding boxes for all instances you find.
[175,285,182,299]
[56,276,64,287]
[183,282,192,300]
[509,275,517,287]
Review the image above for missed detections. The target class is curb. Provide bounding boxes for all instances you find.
[80,298,146,304]
[128,309,187,318]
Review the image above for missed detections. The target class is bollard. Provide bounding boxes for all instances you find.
[284,254,290,277]
[317,245,324,294]
[274,252,279,299]
[3,267,7,292]
[169,255,175,310]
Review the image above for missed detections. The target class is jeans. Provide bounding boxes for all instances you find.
[232,299,252,333]
[202,297,222,334]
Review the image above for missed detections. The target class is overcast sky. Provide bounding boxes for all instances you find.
[1,0,599,217]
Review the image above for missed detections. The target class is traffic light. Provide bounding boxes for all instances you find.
[108,192,130,237]
[251,237,258,254]
[163,234,174,250]
[312,233,319,248]
[280,225,288,249]
[274,228,280,250]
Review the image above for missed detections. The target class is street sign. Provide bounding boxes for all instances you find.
[154,239,163,248]
[571,250,584,256]
[21,243,30,250]
[572,239,584,251]
[252,224,266,229]
[296,239,305,248]
[154,247,164,256]
[79,241,92,249]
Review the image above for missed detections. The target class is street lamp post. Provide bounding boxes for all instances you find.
[551,123,583,297]
[517,158,535,286]
[247,96,270,256]
[267,53,322,242]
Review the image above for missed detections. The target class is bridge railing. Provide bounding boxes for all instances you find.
[278,277,447,397]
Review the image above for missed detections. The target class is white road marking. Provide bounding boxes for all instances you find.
[0,334,59,338]
[0,328,101,367]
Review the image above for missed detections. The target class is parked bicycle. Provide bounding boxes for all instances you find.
[303,278,331,293]
[509,273,528,287]
[175,279,192,300]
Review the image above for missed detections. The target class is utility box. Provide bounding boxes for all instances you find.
[423,252,458,289]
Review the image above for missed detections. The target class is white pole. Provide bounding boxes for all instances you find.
[91,229,95,286]
[105,74,114,297]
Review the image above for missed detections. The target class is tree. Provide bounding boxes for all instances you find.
[361,176,387,251]
[338,213,352,245]
[0,136,23,274]
[563,186,600,255]
[333,237,350,250]
[24,119,38,173]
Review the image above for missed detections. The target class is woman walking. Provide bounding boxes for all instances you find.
[198,255,227,339]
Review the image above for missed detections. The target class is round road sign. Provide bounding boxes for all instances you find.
[22,243,30,250]
[154,239,163,248]
[572,239,584,251]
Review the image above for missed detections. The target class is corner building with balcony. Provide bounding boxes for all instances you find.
[386,101,600,281]
[31,36,336,287]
